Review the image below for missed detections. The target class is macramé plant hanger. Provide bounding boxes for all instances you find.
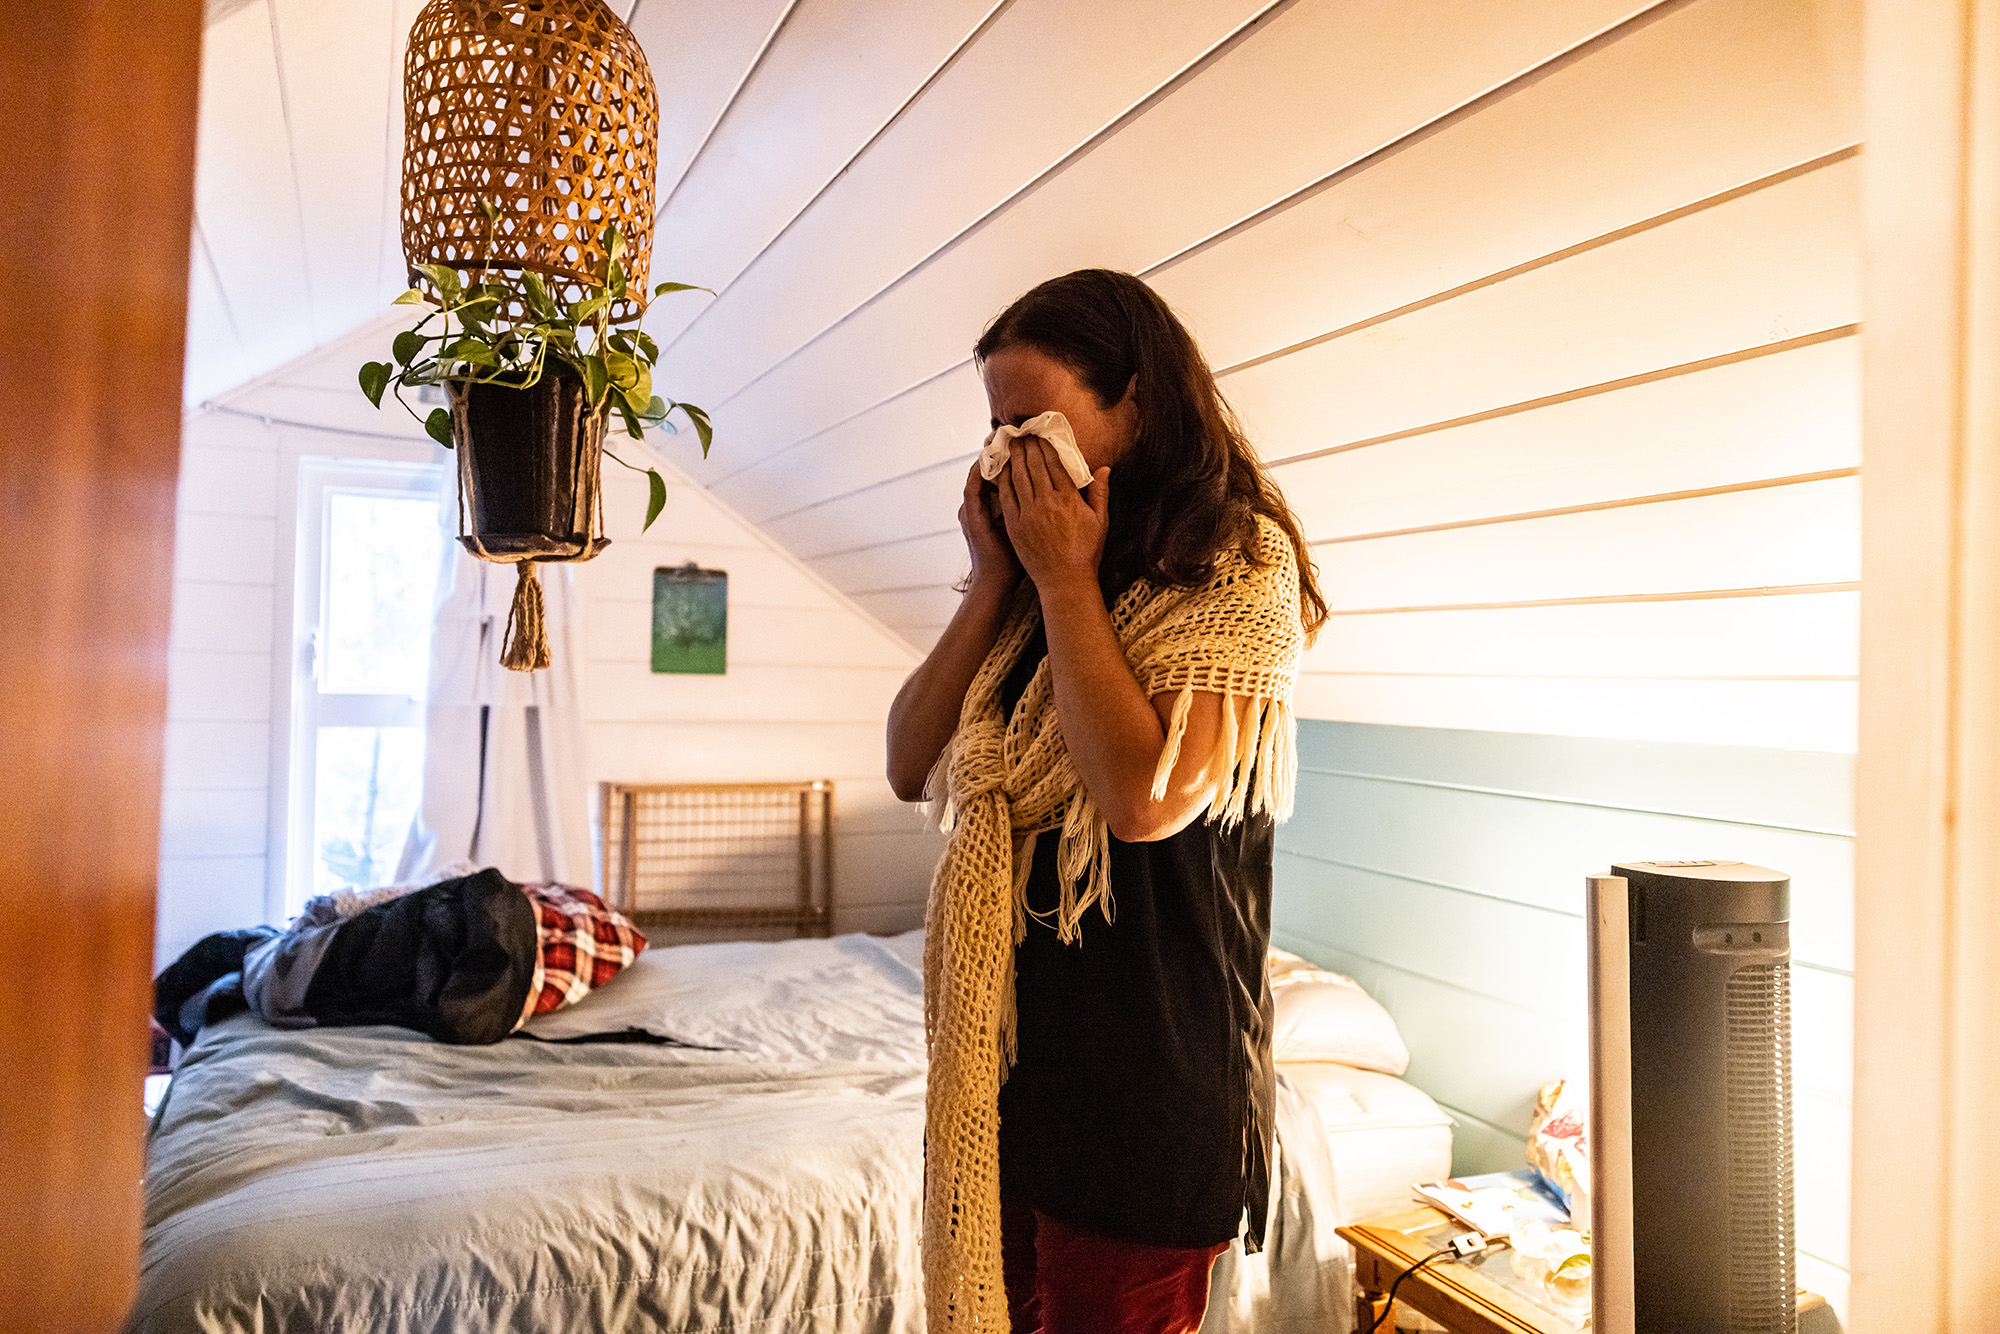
[395,0,665,673]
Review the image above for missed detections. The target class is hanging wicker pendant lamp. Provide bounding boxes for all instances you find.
[399,0,659,671]
[403,0,659,320]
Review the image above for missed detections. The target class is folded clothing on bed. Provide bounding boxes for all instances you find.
[520,881,648,1018]
[154,869,644,1047]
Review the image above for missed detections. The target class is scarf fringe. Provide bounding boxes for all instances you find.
[1141,686,1297,826]
[1015,688,1298,952]
[1148,687,1197,800]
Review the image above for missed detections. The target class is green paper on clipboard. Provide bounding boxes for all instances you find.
[652,564,727,674]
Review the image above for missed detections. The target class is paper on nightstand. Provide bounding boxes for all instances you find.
[1413,1167,1571,1239]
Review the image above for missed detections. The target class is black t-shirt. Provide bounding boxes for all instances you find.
[994,623,1276,1251]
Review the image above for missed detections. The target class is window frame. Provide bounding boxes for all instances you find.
[281,455,447,917]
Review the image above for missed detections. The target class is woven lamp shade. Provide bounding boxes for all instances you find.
[402,0,658,321]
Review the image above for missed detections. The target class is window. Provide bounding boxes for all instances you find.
[286,458,446,916]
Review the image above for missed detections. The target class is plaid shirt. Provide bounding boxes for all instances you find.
[516,884,646,1026]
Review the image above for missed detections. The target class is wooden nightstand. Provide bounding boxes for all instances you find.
[1337,1205,1837,1334]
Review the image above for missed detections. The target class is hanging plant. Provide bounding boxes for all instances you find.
[353,207,710,673]
[360,0,688,675]
[358,202,708,539]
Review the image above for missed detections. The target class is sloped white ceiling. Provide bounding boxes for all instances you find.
[184,0,755,404]
[195,0,1866,752]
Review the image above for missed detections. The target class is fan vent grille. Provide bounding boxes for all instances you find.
[1726,962,1796,1333]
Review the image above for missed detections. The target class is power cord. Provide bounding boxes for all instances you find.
[1361,1232,1490,1334]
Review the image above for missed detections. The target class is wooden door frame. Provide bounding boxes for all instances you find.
[0,4,203,1329]
[1855,1,2000,1327]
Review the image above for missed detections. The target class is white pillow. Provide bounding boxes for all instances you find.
[522,929,926,1064]
[1267,946,1410,1075]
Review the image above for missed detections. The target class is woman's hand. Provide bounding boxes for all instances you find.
[891,465,1027,800]
[959,460,1021,593]
[996,437,1110,594]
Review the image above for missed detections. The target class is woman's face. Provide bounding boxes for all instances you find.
[981,343,1139,474]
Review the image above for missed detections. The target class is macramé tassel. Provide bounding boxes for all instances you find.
[500,560,550,672]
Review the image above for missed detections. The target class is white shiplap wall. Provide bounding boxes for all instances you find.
[159,324,938,966]
[575,461,942,938]
[160,408,288,970]
[1272,722,1856,1318]
[651,0,1860,755]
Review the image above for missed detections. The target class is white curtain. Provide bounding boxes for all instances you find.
[396,490,593,889]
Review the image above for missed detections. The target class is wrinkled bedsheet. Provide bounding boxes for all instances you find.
[131,931,1347,1333]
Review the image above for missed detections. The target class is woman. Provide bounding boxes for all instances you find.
[886,269,1327,1334]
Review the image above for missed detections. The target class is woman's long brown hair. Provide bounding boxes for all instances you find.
[975,268,1329,638]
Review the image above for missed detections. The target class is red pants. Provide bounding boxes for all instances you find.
[1000,1193,1230,1334]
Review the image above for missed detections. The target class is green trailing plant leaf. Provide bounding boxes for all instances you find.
[643,468,666,533]
[456,296,499,333]
[358,199,717,529]
[444,337,499,368]
[416,263,461,303]
[522,272,558,321]
[618,385,660,434]
[359,361,392,408]
[579,354,609,407]
[682,402,713,456]
[603,348,639,390]
[616,396,645,440]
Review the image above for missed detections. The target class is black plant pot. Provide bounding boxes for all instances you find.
[448,372,611,561]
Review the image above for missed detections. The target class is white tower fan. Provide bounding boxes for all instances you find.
[1586,861,1795,1334]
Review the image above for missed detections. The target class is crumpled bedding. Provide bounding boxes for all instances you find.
[131,930,1349,1333]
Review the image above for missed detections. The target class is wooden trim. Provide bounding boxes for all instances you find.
[1854,1,2000,1327]
[0,3,202,1327]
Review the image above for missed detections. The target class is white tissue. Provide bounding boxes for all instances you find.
[977,410,1094,490]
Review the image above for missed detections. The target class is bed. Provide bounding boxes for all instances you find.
[131,930,1450,1333]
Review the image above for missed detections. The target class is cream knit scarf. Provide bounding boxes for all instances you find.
[921,513,1306,1332]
